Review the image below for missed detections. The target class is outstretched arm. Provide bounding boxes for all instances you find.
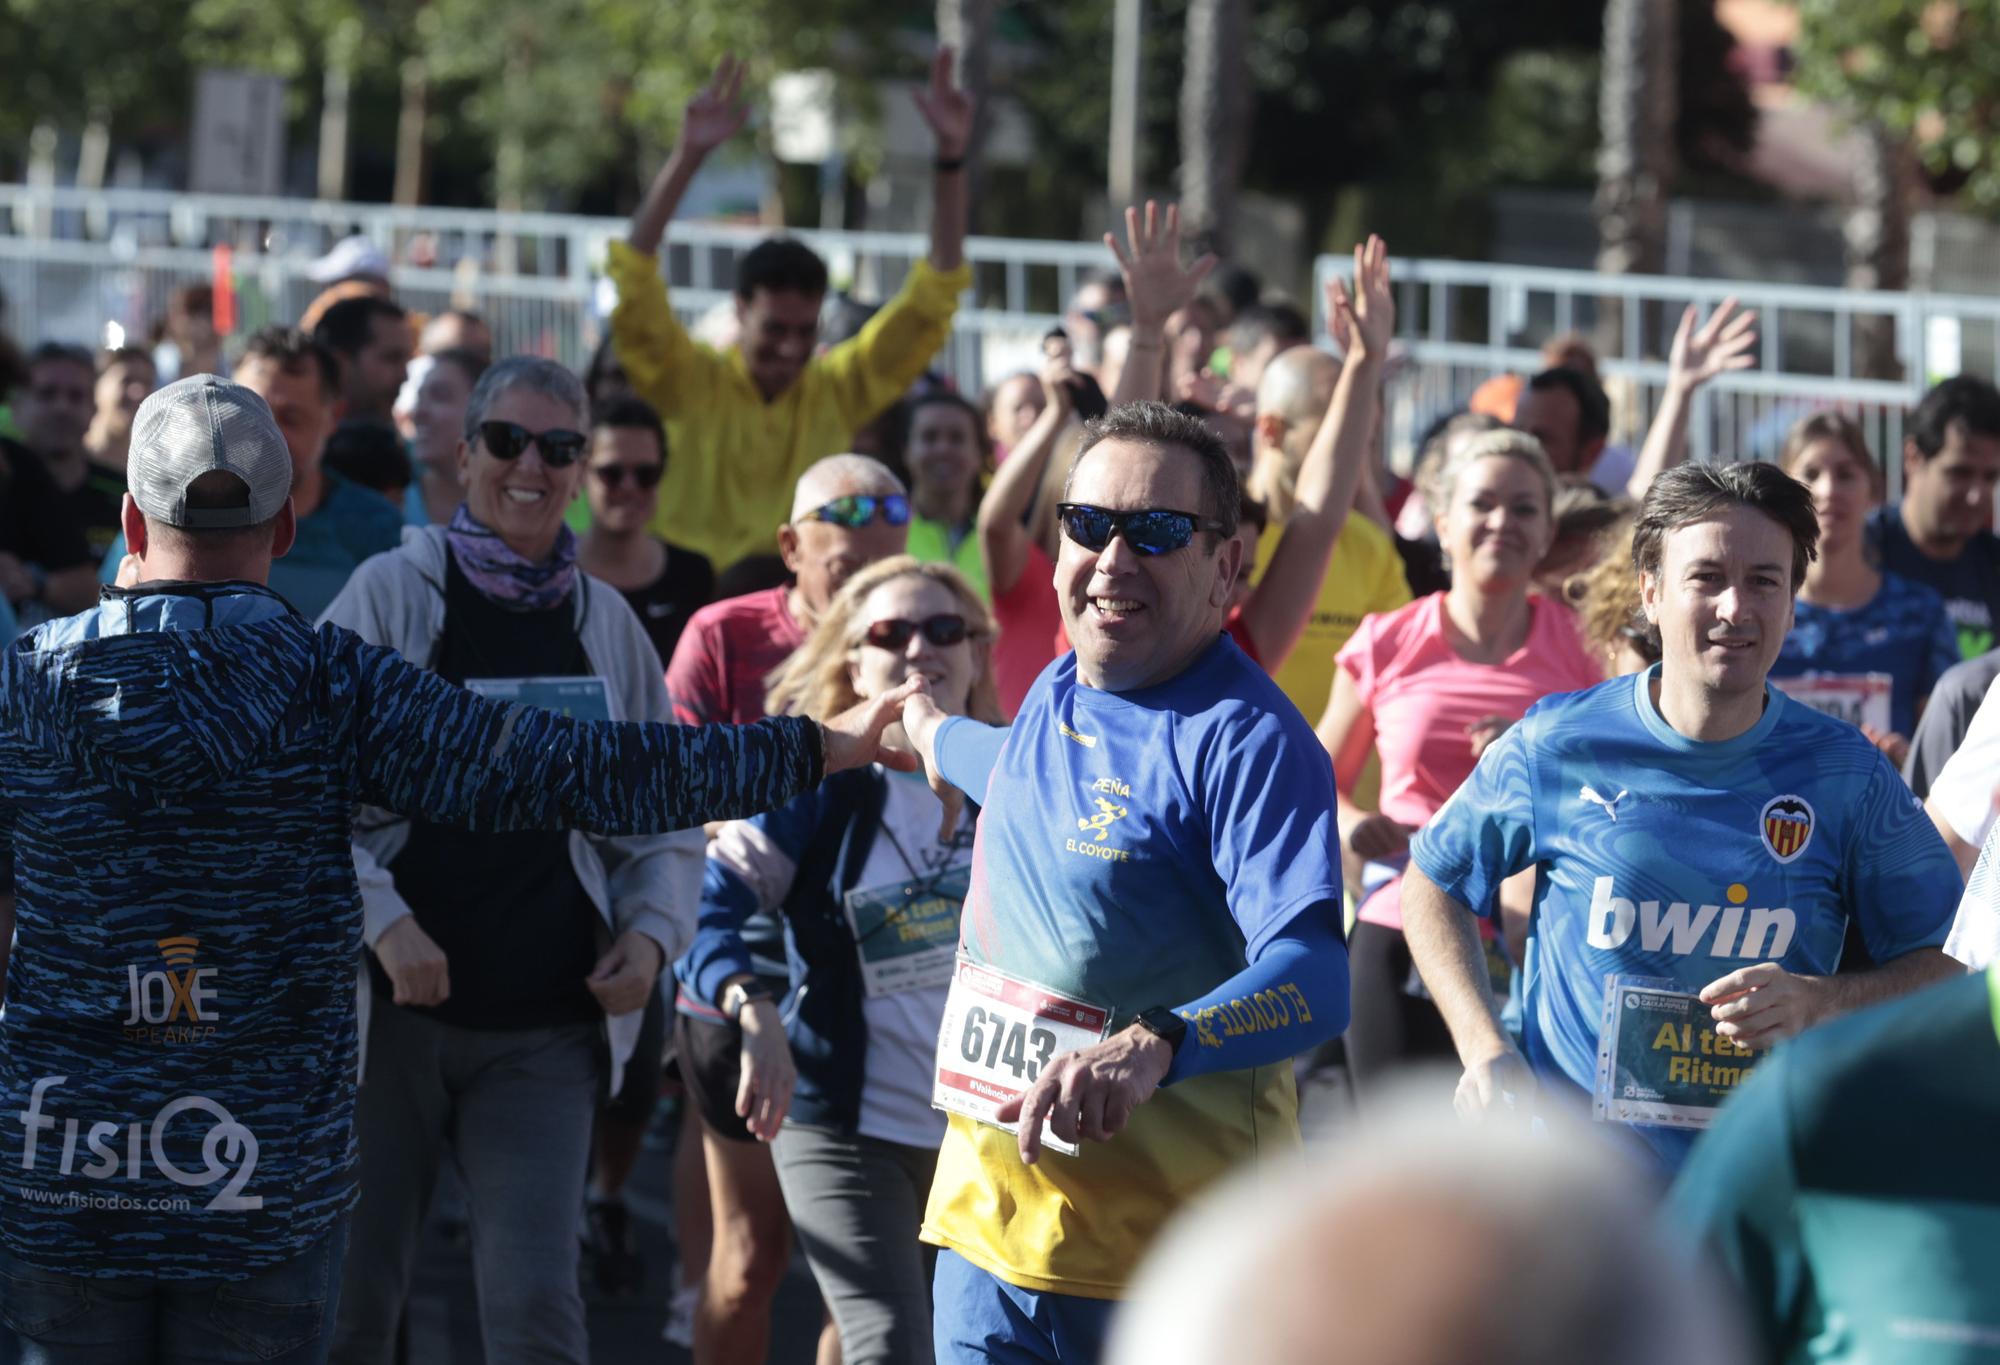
[1103,201,1217,408]
[629,55,750,255]
[1624,297,1756,500]
[1237,235,1393,669]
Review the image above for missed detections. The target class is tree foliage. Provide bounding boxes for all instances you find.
[1790,0,2000,209]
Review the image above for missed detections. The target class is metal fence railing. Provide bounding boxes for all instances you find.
[12,184,2000,489]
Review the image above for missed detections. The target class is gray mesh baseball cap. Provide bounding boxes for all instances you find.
[127,374,294,529]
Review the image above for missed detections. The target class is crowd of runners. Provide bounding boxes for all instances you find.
[5,47,2000,1365]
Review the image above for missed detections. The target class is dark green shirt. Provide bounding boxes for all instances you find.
[1671,968,2000,1362]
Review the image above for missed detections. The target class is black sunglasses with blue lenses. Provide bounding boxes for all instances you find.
[806,494,912,529]
[477,420,588,467]
[1057,503,1227,556]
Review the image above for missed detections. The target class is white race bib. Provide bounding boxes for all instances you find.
[1772,672,1892,735]
[464,675,612,722]
[932,957,1111,1157]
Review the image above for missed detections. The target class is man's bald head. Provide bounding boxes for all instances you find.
[789,453,906,522]
[1109,1080,1753,1365]
[1250,347,1342,507]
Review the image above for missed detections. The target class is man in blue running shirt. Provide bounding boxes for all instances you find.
[1404,461,1963,1170]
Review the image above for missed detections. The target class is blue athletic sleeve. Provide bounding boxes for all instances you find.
[343,634,824,835]
[1163,901,1348,1084]
[678,789,826,1008]
[1196,710,1343,956]
[1407,722,1539,918]
[1923,600,1961,705]
[1846,751,1961,962]
[935,715,1009,806]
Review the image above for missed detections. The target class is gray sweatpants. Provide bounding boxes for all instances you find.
[330,1003,602,1365]
[772,1122,941,1365]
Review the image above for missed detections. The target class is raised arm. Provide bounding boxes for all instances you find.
[628,55,750,256]
[1103,201,1218,408]
[978,355,1075,596]
[1237,235,1393,669]
[914,47,971,274]
[1624,297,1756,500]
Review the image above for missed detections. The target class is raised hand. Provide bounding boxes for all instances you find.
[913,47,975,161]
[1667,296,1757,393]
[1326,233,1395,365]
[823,675,928,775]
[1105,201,1218,334]
[677,54,751,158]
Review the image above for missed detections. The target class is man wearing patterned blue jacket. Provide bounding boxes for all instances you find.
[0,375,914,1364]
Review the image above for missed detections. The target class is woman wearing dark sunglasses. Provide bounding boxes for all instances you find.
[681,556,1000,1365]
[578,395,717,668]
[322,357,709,1363]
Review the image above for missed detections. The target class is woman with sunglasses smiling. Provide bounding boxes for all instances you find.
[578,394,717,668]
[322,356,708,1363]
[680,556,1000,1365]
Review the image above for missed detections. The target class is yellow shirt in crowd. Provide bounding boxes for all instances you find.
[605,239,972,570]
[1255,510,1412,720]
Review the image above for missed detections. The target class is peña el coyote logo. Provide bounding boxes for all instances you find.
[1760,794,1815,865]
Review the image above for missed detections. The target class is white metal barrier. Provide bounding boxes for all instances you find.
[9,183,2000,485]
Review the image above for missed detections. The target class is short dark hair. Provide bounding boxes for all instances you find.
[1527,366,1611,444]
[591,394,668,467]
[322,419,412,495]
[1229,302,1309,353]
[237,326,340,400]
[1068,401,1241,539]
[736,239,829,302]
[97,345,156,376]
[426,346,488,390]
[1631,461,1819,591]
[906,390,991,461]
[27,342,93,377]
[152,469,281,550]
[1908,375,2000,459]
[312,296,407,359]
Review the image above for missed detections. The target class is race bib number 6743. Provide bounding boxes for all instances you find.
[932,958,1110,1157]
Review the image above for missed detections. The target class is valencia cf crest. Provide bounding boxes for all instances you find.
[1760,794,1815,865]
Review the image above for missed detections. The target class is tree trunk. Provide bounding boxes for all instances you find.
[1595,0,1678,357]
[1844,120,1912,381]
[1179,0,1249,257]
[316,22,360,203]
[392,57,429,207]
[1108,0,1144,214]
[935,0,993,232]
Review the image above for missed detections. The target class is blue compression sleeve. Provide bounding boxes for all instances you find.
[1161,902,1349,1086]
[934,716,1009,806]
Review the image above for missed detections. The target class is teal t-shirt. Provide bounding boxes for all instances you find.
[100,470,405,621]
[1671,968,2000,1363]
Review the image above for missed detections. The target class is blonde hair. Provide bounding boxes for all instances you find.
[764,556,1005,724]
[1565,516,1659,670]
[1779,410,1883,500]
[1435,428,1558,516]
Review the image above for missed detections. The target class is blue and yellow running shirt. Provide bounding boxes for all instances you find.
[921,635,1341,1299]
[1411,666,1961,1169]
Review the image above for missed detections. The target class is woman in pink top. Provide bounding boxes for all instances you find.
[1316,428,1600,1090]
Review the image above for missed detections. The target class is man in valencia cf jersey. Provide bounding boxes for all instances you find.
[901,401,1349,1363]
[1404,461,1962,1170]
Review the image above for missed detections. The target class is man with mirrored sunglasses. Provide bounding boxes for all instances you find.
[608,49,973,574]
[897,401,1350,1364]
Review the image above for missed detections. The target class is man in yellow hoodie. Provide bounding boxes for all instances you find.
[608,51,974,573]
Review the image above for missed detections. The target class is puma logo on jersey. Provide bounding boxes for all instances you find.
[1580,785,1628,821]
[1587,877,1795,959]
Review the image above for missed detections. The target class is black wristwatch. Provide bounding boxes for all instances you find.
[1132,1006,1188,1053]
[720,981,774,1022]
